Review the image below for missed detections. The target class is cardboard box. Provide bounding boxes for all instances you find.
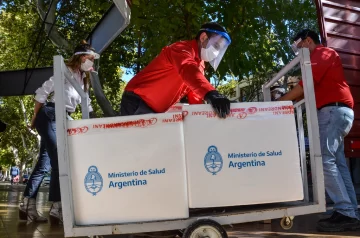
[67,112,189,225]
[183,102,304,208]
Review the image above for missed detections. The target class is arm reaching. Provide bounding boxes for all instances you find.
[169,44,215,99]
[277,84,304,102]
[169,44,230,118]
[187,90,203,104]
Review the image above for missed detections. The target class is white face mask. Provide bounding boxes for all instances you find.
[81,59,94,71]
[201,45,220,62]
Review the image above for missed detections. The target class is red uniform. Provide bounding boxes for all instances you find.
[298,45,354,109]
[125,39,215,112]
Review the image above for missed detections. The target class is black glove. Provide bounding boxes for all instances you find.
[204,90,230,119]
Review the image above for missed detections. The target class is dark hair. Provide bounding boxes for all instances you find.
[73,40,95,54]
[293,29,320,44]
[196,22,228,40]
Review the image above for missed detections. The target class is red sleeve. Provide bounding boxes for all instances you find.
[298,80,303,87]
[187,90,203,104]
[168,44,215,99]
[299,50,334,87]
[299,49,335,88]
[311,50,335,84]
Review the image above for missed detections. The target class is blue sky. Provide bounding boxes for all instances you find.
[121,67,134,82]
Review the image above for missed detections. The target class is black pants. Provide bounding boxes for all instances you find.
[120,91,155,116]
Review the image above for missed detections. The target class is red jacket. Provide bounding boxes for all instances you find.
[125,39,215,112]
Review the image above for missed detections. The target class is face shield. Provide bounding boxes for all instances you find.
[74,50,100,72]
[200,28,231,71]
[291,38,302,56]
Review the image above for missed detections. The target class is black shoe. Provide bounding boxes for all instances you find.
[317,212,360,232]
[318,211,341,223]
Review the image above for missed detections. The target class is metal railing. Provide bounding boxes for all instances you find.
[262,48,324,205]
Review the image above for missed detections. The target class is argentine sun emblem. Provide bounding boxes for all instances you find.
[204,146,223,175]
[84,166,103,196]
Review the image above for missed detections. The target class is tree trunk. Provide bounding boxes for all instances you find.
[11,146,20,168]
[136,32,142,73]
[90,72,117,117]
[19,99,40,169]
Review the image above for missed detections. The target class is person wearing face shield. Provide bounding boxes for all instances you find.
[278,29,360,231]
[18,40,98,224]
[120,22,232,118]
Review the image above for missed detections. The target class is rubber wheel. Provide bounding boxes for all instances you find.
[280,216,294,230]
[182,219,228,238]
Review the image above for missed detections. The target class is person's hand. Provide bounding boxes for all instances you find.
[204,90,230,119]
[29,114,37,129]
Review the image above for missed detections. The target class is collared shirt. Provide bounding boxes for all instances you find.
[125,39,215,113]
[35,68,93,113]
[299,45,354,109]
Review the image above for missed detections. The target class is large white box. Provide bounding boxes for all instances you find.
[183,102,304,208]
[66,113,189,225]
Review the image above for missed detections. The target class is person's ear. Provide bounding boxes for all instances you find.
[305,37,313,46]
[199,32,209,48]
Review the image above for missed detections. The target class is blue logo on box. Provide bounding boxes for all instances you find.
[84,166,103,196]
[204,146,223,175]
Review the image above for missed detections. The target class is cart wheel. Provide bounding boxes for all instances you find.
[280,216,294,230]
[183,219,227,238]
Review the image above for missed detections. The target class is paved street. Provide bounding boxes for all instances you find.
[0,182,359,238]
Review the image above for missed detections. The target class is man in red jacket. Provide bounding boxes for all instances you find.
[279,29,360,232]
[120,22,231,118]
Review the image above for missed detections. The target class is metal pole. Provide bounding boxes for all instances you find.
[262,85,271,102]
[53,56,76,236]
[299,48,325,208]
[296,104,309,202]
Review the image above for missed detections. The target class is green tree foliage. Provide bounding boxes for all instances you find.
[128,0,318,84]
[0,97,39,171]
[0,0,319,168]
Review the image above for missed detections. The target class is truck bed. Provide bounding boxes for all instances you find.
[315,0,360,157]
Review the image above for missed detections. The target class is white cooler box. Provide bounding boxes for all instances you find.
[183,102,304,208]
[67,113,189,225]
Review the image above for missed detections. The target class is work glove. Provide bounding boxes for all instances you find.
[204,90,230,119]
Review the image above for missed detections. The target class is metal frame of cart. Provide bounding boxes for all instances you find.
[53,47,325,237]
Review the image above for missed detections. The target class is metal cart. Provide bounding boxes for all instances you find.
[53,47,325,238]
